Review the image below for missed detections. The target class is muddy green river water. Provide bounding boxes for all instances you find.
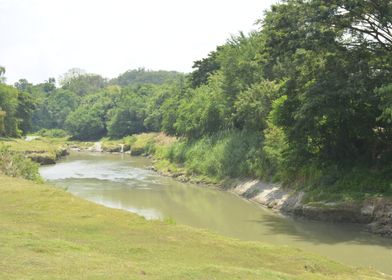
[40,152,392,275]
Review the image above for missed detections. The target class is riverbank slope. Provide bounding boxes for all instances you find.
[0,137,68,164]
[231,180,392,237]
[107,133,392,238]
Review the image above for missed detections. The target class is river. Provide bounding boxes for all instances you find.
[40,152,392,275]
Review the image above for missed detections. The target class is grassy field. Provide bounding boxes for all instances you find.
[0,137,65,153]
[0,175,388,279]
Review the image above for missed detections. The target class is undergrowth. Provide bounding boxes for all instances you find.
[0,144,42,182]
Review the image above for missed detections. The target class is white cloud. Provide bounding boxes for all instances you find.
[0,0,276,84]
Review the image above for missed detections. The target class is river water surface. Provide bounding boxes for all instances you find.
[40,152,392,275]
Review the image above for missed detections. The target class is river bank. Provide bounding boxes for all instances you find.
[0,137,69,164]
[153,167,392,238]
[4,174,389,279]
[6,134,390,238]
[230,180,392,237]
[60,133,392,238]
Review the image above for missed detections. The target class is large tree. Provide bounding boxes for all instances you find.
[260,0,391,165]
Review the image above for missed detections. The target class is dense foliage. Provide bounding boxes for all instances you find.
[1,0,391,194]
[110,68,184,87]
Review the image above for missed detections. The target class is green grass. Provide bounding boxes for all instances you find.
[287,163,392,203]
[161,131,267,181]
[100,136,132,152]
[0,137,68,164]
[0,175,387,279]
[0,137,65,153]
[129,132,160,155]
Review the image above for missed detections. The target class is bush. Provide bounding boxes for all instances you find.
[65,108,106,140]
[163,130,270,180]
[0,145,42,182]
[37,128,68,138]
[129,133,158,155]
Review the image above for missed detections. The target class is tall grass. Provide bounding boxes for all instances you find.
[0,145,42,182]
[291,162,392,202]
[163,130,271,180]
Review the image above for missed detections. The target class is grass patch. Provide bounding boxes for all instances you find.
[0,175,387,279]
[127,132,176,156]
[129,132,160,155]
[0,137,68,164]
[159,131,269,183]
[100,136,133,152]
[35,129,69,138]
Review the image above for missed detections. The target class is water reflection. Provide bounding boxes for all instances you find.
[40,152,392,275]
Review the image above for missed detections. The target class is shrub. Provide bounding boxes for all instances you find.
[0,145,42,182]
[37,128,68,138]
[163,130,269,180]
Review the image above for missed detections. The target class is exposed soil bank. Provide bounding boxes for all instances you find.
[148,163,392,238]
[231,180,392,237]
[27,147,69,165]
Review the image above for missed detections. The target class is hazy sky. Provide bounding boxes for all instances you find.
[0,0,276,84]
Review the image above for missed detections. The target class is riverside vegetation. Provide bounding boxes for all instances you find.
[0,0,392,278]
[1,1,391,202]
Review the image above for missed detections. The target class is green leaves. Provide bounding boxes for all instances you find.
[174,75,228,138]
[234,80,282,131]
[0,145,41,182]
[0,83,19,137]
[260,0,392,165]
[65,107,106,141]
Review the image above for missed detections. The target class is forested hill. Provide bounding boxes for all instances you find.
[1,0,391,198]
[109,68,184,87]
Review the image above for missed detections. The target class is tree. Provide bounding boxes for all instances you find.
[46,89,79,129]
[16,91,35,135]
[261,0,391,165]
[0,66,6,83]
[375,84,392,163]
[174,75,228,138]
[0,109,6,135]
[14,79,33,92]
[65,107,106,140]
[327,0,392,51]
[0,84,19,137]
[110,68,184,87]
[107,90,147,138]
[60,68,106,96]
[107,106,145,138]
[143,84,175,132]
[189,47,222,88]
[42,78,56,93]
[234,80,282,131]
